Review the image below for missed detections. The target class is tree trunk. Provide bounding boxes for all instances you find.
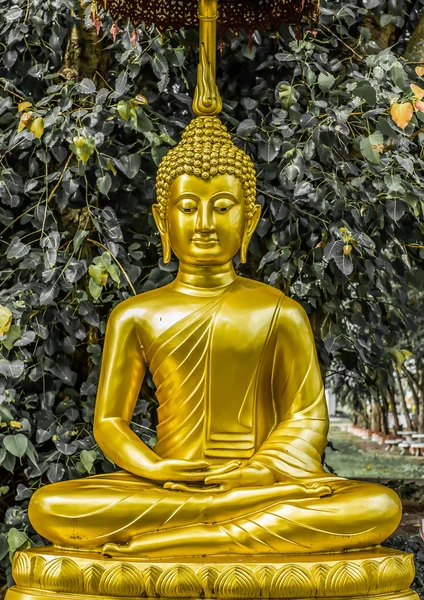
[371,398,381,432]
[60,9,109,81]
[419,371,424,434]
[379,392,389,435]
[403,366,420,425]
[387,386,400,433]
[395,369,414,431]
[363,14,397,50]
[405,13,424,62]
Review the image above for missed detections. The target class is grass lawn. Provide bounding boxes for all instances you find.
[326,426,424,480]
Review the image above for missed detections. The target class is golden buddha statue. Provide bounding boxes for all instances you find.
[6,2,418,599]
[28,115,402,556]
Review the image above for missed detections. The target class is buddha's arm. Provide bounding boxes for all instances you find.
[93,302,161,477]
[94,301,238,482]
[249,296,329,481]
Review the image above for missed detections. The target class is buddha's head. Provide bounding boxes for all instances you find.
[153,116,261,266]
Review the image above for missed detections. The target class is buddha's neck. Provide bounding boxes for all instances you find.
[175,261,236,292]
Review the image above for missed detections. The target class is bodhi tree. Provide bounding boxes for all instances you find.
[0,0,424,586]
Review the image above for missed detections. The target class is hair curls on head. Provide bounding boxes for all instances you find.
[156,116,257,220]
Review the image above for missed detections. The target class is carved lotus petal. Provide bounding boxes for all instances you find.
[142,565,162,598]
[12,552,31,588]
[378,557,413,592]
[99,563,143,597]
[83,563,104,594]
[255,566,275,598]
[31,556,46,587]
[327,563,368,596]
[362,560,380,593]
[40,558,83,593]
[156,565,201,598]
[311,564,330,596]
[215,566,260,598]
[271,565,315,598]
[197,566,219,598]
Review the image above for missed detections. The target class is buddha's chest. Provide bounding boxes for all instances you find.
[146,290,282,459]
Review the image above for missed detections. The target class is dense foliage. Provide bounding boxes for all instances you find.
[0,0,423,590]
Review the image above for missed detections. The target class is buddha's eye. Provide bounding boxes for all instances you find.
[177,199,198,214]
[214,199,235,214]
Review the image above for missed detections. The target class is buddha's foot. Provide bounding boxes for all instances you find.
[102,542,133,556]
[6,544,419,600]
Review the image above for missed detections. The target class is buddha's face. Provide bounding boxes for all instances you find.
[153,174,260,266]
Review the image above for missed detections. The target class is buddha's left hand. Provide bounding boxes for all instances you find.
[164,463,275,493]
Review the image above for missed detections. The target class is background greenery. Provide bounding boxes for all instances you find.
[0,0,424,592]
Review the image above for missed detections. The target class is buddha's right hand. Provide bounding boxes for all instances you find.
[149,459,241,483]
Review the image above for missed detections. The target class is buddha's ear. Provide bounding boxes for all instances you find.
[240,203,261,264]
[152,204,172,264]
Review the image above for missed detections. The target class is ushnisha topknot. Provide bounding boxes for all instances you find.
[155,116,257,220]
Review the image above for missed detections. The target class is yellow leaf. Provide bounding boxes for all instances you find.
[9,421,21,429]
[107,160,117,176]
[17,121,26,133]
[18,101,32,112]
[410,83,424,99]
[134,94,148,105]
[28,117,44,139]
[88,264,108,286]
[343,244,352,255]
[73,136,86,148]
[415,66,424,77]
[0,306,12,336]
[390,102,413,129]
[415,99,424,113]
[20,111,33,126]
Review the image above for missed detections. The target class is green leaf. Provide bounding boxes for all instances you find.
[391,63,407,90]
[135,108,153,133]
[334,253,354,277]
[360,132,383,164]
[2,325,21,350]
[7,528,29,553]
[97,173,112,195]
[354,82,376,106]
[119,153,141,179]
[258,137,280,162]
[386,198,406,222]
[151,146,167,166]
[105,263,121,285]
[80,449,97,473]
[3,434,28,458]
[117,100,131,120]
[89,277,103,300]
[278,85,298,109]
[318,72,335,92]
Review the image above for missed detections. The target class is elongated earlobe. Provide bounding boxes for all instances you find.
[152,204,172,264]
[240,204,261,264]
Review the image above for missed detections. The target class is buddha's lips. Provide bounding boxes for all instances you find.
[191,237,219,247]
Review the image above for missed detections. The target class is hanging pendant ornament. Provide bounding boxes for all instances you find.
[193,0,222,116]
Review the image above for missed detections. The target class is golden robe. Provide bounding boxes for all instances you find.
[29,279,401,556]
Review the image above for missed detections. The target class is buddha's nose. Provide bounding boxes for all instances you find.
[195,202,216,233]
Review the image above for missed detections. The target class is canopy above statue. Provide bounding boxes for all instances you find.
[100,0,319,32]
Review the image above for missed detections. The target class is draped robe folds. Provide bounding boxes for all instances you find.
[29,280,402,555]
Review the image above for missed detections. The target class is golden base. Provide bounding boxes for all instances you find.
[6,545,419,599]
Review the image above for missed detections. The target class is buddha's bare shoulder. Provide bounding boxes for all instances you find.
[235,277,311,330]
[105,285,181,324]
